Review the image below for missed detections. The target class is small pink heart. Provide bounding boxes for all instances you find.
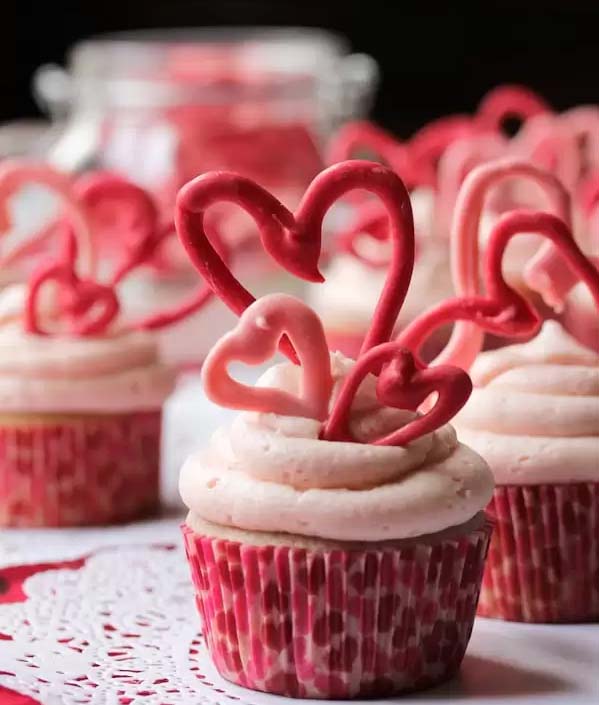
[202,294,333,421]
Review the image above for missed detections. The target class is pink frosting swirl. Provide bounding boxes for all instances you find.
[0,284,175,413]
[180,353,493,541]
[455,321,599,484]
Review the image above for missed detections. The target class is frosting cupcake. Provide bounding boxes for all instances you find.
[180,295,493,698]
[173,161,494,697]
[0,303,174,526]
[0,165,180,526]
[396,159,599,623]
[455,322,599,622]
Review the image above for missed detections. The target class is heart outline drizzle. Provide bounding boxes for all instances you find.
[395,162,599,369]
[0,163,224,337]
[175,160,416,357]
[177,159,474,446]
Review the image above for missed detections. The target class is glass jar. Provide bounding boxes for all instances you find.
[29,29,379,368]
[34,28,379,212]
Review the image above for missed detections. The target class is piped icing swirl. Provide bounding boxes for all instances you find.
[0,284,175,413]
[455,321,599,484]
[180,352,493,541]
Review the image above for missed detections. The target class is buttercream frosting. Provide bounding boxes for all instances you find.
[0,284,175,413]
[455,321,599,484]
[180,352,493,541]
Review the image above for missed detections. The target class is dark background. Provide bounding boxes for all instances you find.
[8,1,599,135]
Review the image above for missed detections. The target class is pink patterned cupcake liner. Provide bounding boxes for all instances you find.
[182,519,492,698]
[0,411,161,527]
[479,483,599,623]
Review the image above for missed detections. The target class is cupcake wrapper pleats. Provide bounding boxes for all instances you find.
[182,519,492,698]
[0,411,161,527]
[479,482,599,623]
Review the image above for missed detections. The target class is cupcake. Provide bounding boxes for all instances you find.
[174,160,494,697]
[0,294,175,527]
[0,167,178,526]
[180,295,493,698]
[455,321,599,623]
[396,160,599,623]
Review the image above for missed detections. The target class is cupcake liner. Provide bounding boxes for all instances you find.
[182,519,492,699]
[0,411,161,527]
[479,483,599,623]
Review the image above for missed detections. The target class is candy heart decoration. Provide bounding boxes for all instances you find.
[408,114,482,188]
[0,161,94,275]
[322,342,472,446]
[202,294,333,421]
[72,171,164,284]
[175,160,415,359]
[434,133,508,238]
[432,159,571,372]
[25,230,119,337]
[397,209,599,362]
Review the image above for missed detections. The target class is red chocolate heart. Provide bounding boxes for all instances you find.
[25,231,119,337]
[175,160,415,358]
[322,342,472,446]
[397,209,599,360]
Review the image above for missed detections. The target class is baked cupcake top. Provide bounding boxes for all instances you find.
[173,160,494,542]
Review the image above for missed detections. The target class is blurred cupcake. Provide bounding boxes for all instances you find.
[394,160,599,623]
[0,288,174,527]
[456,322,599,622]
[180,294,493,698]
[0,165,178,526]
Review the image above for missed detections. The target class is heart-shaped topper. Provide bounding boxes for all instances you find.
[0,161,221,339]
[397,208,599,367]
[202,293,333,421]
[175,160,415,358]
[202,293,473,447]
[426,159,572,371]
[326,122,415,188]
[190,161,474,448]
[0,161,95,275]
[25,228,120,337]
[71,171,165,284]
[327,85,550,193]
[322,341,472,446]
[475,84,551,134]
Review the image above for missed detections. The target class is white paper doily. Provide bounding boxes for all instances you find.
[0,544,598,705]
